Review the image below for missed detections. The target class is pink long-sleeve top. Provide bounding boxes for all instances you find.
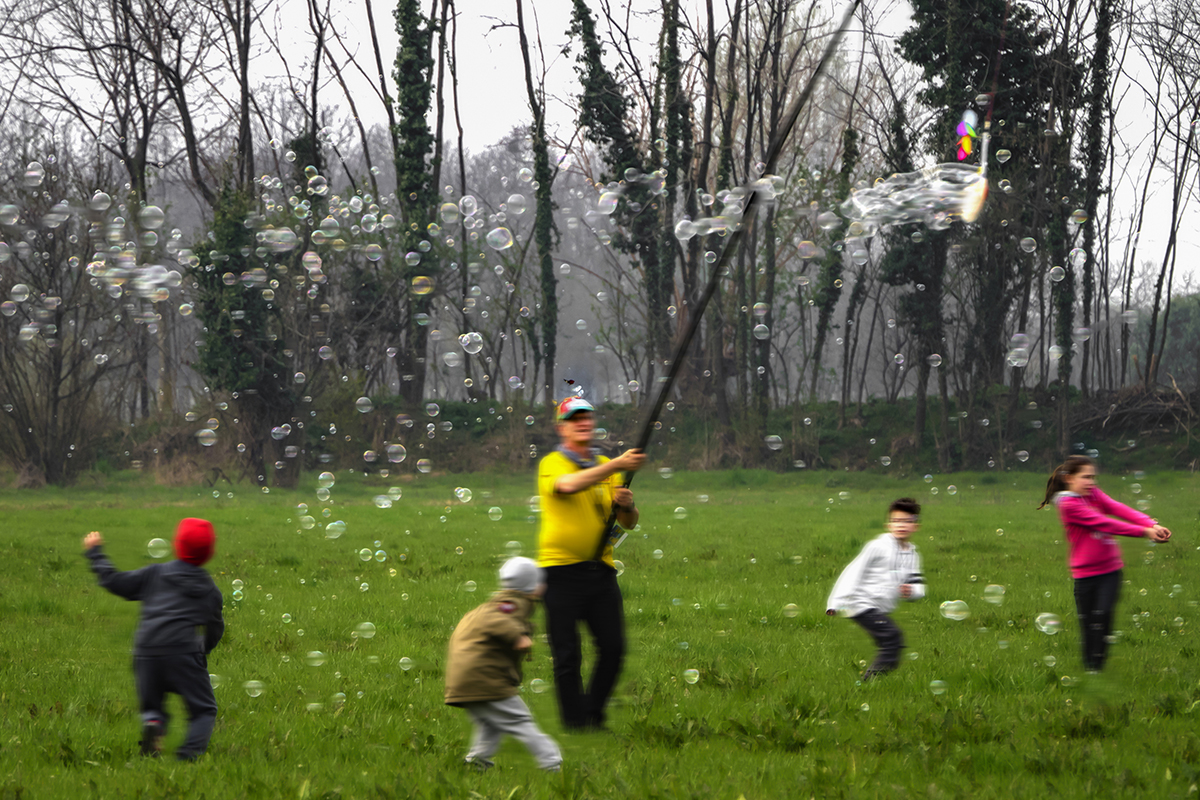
[1053,488,1154,579]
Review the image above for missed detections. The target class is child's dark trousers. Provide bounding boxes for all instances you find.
[134,653,217,759]
[852,608,905,678]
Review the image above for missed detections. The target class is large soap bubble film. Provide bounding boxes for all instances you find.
[840,163,988,234]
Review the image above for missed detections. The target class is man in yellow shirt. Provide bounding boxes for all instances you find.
[537,396,645,731]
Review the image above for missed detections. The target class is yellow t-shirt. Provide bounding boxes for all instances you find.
[537,450,622,568]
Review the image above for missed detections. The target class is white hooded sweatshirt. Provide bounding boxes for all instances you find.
[826,533,925,617]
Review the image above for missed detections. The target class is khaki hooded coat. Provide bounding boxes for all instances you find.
[444,590,536,705]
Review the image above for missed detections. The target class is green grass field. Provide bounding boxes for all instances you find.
[1,467,1198,799]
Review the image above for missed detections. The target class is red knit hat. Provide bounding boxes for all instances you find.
[175,518,215,566]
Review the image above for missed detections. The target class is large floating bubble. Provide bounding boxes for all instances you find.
[459,332,484,355]
[840,163,988,232]
[939,600,970,621]
[486,227,514,250]
[1035,612,1063,634]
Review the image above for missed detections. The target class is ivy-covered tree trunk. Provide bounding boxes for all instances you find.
[392,0,438,406]
[191,185,297,487]
[808,128,858,400]
[516,0,558,403]
[568,0,660,404]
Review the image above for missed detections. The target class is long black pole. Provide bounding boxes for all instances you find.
[595,0,863,559]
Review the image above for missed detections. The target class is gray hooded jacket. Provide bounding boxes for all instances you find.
[86,546,224,656]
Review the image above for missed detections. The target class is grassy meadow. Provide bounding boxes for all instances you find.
[1,466,1198,798]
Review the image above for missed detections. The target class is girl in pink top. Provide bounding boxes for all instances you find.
[1038,456,1171,672]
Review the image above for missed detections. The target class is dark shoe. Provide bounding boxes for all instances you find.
[140,720,164,757]
[464,756,493,772]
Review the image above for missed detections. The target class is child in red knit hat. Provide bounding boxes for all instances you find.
[83,518,225,760]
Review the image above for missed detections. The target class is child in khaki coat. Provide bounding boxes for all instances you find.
[444,557,561,771]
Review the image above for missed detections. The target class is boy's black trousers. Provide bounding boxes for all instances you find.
[852,608,905,677]
[543,561,626,729]
[134,652,218,758]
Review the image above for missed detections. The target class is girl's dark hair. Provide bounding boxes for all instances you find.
[1037,455,1095,509]
[889,497,921,517]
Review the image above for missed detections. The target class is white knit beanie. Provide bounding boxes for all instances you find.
[499,556,542,594]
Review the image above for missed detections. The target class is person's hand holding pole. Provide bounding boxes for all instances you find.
[614,448,646,475]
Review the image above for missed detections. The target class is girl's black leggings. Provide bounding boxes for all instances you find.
[1073,569,1122,671]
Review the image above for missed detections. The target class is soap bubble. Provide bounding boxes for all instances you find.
[505,540,522,555]
[138,205,165,230]
[880,456,892,466]
[325,520,346,539]
[399,657,414,671]
[996,149,1012,163]
[652,549,664,559]
[486,227,514,250]
[927,354,943,367]
[417,458,432,473]
[318,471,336,489]
[673,507,688,520]
[454,487,473,503]
[1043,655,1057,667]
[282,613,292,623]
[23,162,45,187]
[412,276,434,295]
[439,202,460,224]
[752,323,770,340]
[242,680,264,698]
[463,581,477,592]
[764,435,783,450]
[939,600,970,621]
[530,678,548,693]
[358,548,373,562]
[355,622,376,639]
[929,680,947,696]
[597,192,619,214]
[1016,450,1029,462]
[1019,237,1037,254]
[488,507,503,521]
[305,651,327,667]
[1049,265,1065,282]
[147,538,170,558]
[387,444,407,463]
[683,669,700,684]
[1035,612,1063,634]
[355,396,374,413]
[839,162,988,230]
[196,429,217,447]
[783,603,799,618]
[983,584,1006,605]
[459,332,484,354]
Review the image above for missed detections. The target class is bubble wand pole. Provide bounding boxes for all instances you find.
[593,0,863,559]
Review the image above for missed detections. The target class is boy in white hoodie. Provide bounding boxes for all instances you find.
[826,498,926,680]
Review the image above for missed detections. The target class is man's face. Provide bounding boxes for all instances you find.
[557,411,594,446]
